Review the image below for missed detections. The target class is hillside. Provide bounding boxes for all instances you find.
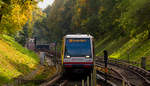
[95,32,150,70]
[0,35,39,84]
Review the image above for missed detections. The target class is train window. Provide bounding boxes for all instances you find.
[65,38,92,57]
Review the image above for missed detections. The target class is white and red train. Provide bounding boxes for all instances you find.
[61,34,94,72]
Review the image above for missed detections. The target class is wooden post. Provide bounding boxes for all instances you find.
[55,41,57,64]
[40,52,45,65]
[128,53,130,63]
[82,80,84,86]
[93,65,97,86]
[141,57,146,69]
[91,73,93,86]
[34,37,37,49]
[104,50,108,84]
[122,80,125,86]
[87,76,89,86]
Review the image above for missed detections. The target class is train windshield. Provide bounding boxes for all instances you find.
[65,38,92,57]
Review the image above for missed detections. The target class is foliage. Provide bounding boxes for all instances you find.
[0,0,41,35]
[33,0,150,69]
[119,0,150,37]
[34,0,74,43]
[15,8,45,46]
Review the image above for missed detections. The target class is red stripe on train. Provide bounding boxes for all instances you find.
[63,62,93,64]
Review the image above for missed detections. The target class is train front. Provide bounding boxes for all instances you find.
[62,35,94,72]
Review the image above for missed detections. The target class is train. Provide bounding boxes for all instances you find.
[61,34,94,73]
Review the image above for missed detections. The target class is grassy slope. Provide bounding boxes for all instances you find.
[0,35,39,84]
[95,32,150,70]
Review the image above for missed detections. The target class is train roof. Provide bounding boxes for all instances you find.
[65,34,93,38]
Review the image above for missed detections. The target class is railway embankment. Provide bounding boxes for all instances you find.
[0,35,40,85]
[95,33,150,70]
[4,64,57,86]
[0,35,57,85]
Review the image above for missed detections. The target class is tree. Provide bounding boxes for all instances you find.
[0,0,41,35]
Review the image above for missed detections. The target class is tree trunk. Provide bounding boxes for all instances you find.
[0,14,2,22]
[148,30,150,39]
[0,5,4,22]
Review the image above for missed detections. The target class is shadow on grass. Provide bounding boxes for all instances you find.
[96,36,130,56]
[0,57,33,84]
[1,35,39,62]
[0,75,9,84]
[6,58,34,75]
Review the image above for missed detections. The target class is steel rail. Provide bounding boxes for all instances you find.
[96,74,117,86]
[96,59,150,85]
[40,74,62,86]
[59,80,68,86]
[96,63,132,86]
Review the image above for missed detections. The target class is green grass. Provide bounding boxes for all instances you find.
[21,83,37,86]
[33,66,56,80]
[95,31,150,70]
[0,35,39,84]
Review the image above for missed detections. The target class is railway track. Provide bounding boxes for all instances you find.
[96,73,117,86]
[36,50,85,86]
[40,72,90,86]
[38,49,149,86]
[96,63,132,86]
[96,58,150,86]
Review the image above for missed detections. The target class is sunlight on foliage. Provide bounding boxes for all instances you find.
[0,35,39,84]
[0,0,40,35]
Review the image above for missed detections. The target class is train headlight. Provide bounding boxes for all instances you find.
[86,56,90,58]
[66,55,70,58]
